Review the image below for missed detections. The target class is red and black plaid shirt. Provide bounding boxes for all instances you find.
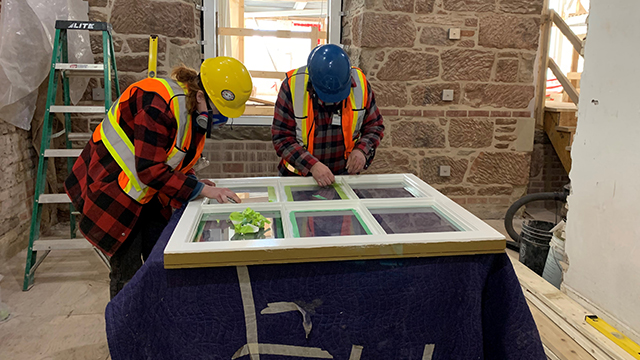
[65,84,203,255]
[272,74,385,176]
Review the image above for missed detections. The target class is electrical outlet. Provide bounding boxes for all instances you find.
[92,87,105,101]
[439,165,451,177]
[449,28,461,40]
[442,89,454,101]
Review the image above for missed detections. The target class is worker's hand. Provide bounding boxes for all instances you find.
[345,149,366,174]
[310,162,335,187]
[201,185,242,204]
[200,179,216,187]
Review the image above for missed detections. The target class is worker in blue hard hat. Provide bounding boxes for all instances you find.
[272,44,385,187]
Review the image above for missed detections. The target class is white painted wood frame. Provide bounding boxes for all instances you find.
[164,174,505,269]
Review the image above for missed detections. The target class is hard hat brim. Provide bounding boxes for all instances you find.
[212,99,246,119]
[313,83,351,104]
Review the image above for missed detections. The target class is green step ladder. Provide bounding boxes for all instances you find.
[23,20,120,291]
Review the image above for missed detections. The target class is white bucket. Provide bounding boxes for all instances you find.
[542,234,565,289]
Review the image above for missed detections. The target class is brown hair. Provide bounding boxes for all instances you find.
[171,64,202,114]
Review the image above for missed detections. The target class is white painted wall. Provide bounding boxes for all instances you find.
[565,0,640,337]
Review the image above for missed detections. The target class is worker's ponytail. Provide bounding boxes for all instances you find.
[171,64,201,114]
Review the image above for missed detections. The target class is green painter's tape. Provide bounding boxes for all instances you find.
[285,186,295,202]
[285,183,349,202]
[267,187,277,202]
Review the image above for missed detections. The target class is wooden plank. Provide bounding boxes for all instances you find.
[249,70,286,79]
[310,26,319,51]
[511,257,638,360]
[244,105,275,116]
[529,301,597,360]
[218,27,327,40]
[549,58,580,105]
[567,72,582,80]
[249,97,275,106]
[535,7,553,127]
[238,0,244,62]
[544,111,573,173]
[551,9,585,56]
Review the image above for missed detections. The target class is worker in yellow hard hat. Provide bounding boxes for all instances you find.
[65,57,253,299]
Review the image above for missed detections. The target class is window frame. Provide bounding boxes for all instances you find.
[202,0,343,126]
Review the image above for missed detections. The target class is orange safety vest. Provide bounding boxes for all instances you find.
[282,66,369,175]
[92,77,205,204]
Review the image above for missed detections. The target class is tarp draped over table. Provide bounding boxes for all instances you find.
[106,206,546,360]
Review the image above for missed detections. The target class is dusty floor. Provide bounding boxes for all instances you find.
[0,249,111,360]
[0,209,559,360]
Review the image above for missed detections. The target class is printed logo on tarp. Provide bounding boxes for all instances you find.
[68,22,95,30]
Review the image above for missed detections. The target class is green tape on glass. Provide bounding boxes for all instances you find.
[267,187,277,202]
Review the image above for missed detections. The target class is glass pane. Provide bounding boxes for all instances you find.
[286,185,346,201]
[370,208,460,234]
[193,211,284,242]
[351,183,420,199]
[292,210,369,237]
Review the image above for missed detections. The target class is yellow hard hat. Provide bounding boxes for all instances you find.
[200,57,253,118]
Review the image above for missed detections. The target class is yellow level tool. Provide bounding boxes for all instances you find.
[148,35,158,78]
[586,315,640,359]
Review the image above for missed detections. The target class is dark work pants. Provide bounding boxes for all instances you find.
[109,197,169,299]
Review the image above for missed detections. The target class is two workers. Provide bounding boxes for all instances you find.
[65,44,384,298]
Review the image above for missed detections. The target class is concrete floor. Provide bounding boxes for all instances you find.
[0,249,110,360]
[0,209,559,359]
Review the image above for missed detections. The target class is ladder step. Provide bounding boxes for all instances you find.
[32,239,92,251]
[49,105,105,114]
[68,132,92,141]
[44,149,82,157]
[39,194,71,204]
[55,63,105,77]
[555,125,576,133]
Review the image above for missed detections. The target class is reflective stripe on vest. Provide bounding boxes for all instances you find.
[282,66,368,175]
[96,78,193,203]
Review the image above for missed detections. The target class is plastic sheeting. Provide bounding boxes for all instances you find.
[0,0,94,130]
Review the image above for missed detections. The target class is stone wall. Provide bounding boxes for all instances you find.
[0,123,37,261]
[342,0,544,218]
[87,0,202,94]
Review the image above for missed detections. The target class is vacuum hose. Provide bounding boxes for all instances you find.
[504,191,568,250]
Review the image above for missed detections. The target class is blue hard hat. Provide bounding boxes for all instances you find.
[307,44,352,103]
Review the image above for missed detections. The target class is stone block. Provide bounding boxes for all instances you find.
[463,84,535,108]
[370,82,409,108]
[437,186,476,196]
[377,50,439,81]
[495,134,517,141]
[457,40,476,48]
[88,9,107,22]
[88,0,108,6]
[465,18,479,27]
[449,118,494,148]
[410,83,461,106]
[468,152,531,185]
[495,59,519,82]
[111,0,196,38]
[90,34,124,54]
[353,13,416,48]
[442,49,495,82]
[118,73,146,91]
[367,149,417,175]
[127,37,167,53]
[210,126,273,142]
[415,0,436,13]
[443,0,496,12]
[479,15,540,50]
[420,27,456,46]
[477,186,513,195]
[392,120,445,148]
[518,52,536,83]
[168,44,201,71]
[420,156,469,184]
[383,0,413,12]
[115,55,150,72]
[498,0,544,14]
